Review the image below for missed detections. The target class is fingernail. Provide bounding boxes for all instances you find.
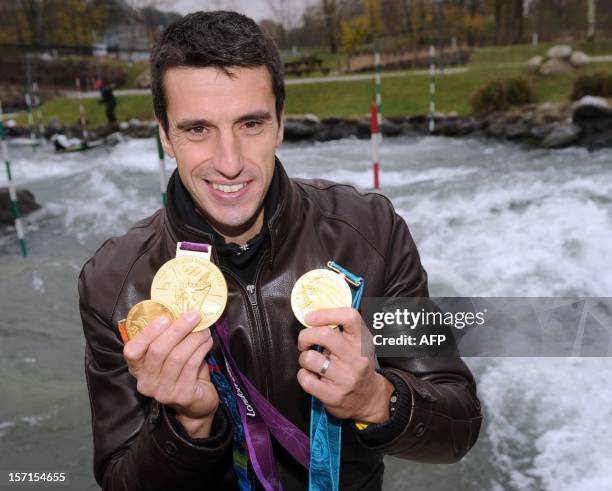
[185,311,201,323]
[156,316,171,328]
[304,312,315,324]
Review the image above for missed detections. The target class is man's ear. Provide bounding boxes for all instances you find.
[275,107,285,148]
[157,120,175,158]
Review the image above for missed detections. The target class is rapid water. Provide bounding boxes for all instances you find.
[1,136,611,490]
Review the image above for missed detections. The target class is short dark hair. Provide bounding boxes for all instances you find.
[150,10,285,132]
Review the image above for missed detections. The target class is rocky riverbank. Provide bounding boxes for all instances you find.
[282,96,612,150]
[3,96,611,151]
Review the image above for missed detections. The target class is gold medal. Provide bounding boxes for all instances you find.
[291,268,353,327]
[150,255,228,331]
[125,299,177,340]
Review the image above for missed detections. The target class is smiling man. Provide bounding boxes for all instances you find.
[159,65,281,245]
[79,10,481,491]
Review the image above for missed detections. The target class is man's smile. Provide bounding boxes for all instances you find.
[205,179,253,200]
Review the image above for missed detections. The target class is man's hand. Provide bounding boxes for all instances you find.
[297,308,395,424]
[123,311,219,438]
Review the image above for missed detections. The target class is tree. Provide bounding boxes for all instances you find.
[341,14,369,53]
[265,0,298,47]
[365,0,382,39]
[321,0,339,53]
[587,0,596,40]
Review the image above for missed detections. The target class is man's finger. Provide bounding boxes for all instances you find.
[156,330,211,396]
[304,307,363,336]
[298,326,348,358]
[297,368,340,407]
[123,315,171,364]
[298,349,342,383]
[171,339,212,407]
[142,311,202,381]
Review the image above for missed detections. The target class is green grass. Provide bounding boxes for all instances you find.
[115,60,149,89]
[8,42,612,125]
[471,40,612,66]
[285,62,612,117]
[14,94,154,127]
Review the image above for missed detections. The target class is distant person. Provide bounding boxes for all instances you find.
[96,79,117,125]
[51,133,84,152]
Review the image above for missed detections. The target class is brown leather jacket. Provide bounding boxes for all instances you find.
[79,163,482,490]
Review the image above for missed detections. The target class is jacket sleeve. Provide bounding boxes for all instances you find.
[357,205,482,463]
[79,264,234,490]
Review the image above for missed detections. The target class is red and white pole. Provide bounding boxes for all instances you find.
[370,101,380,190]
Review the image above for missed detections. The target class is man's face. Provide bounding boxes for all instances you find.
[159,66,284,243]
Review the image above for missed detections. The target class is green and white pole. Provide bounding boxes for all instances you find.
[75,77,89,139]
[0,102,28,257]
[429,44,436,133]
[155,126,167,206]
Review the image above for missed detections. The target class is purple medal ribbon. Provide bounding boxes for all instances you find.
[218,341,280,491]
[215,317,310,468]
[180,241,210,253]
[179,241,310,489]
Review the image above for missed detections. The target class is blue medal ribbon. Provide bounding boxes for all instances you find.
[308,261,365,491]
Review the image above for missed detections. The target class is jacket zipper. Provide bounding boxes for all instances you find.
[219,253,272,399]
[175,222,275,398]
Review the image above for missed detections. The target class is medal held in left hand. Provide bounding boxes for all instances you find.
[291,268,353,327]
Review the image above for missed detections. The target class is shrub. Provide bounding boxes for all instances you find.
[470,77,536,115]
[0,53,127,87]
[571,72,612,100]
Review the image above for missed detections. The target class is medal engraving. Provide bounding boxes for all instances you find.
[125,300,178,340]
[291,269,352,327]
[151,255,228,331]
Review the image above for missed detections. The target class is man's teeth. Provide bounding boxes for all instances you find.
[212,183,246,193]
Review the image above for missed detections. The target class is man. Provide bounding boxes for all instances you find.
[79,10,481,490]
[96,79,118,125]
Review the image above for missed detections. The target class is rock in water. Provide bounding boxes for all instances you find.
[573,104,612,123]
[573,96,610,111]
[0,188,41,227]
[541,123,582,148]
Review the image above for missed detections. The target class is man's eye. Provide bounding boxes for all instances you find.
[189,126,205,135]
[243,121,263,134]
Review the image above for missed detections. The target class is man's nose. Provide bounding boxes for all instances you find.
[213,129,243,179]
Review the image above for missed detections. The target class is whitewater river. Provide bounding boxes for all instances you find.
[1,135,611,490]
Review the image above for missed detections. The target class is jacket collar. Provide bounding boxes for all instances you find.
[164,157,300,262]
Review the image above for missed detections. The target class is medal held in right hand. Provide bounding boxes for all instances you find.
[125,299,177,340]
[291,263,364,491]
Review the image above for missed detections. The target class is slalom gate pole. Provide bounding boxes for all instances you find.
[429,44,436,134]
[75,77,89,139]
[0,101,28,257]
[374,49,382,128]
[370,102,380,190]
[155,126,167,206]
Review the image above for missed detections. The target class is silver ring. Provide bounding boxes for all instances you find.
[319,357,331,376]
